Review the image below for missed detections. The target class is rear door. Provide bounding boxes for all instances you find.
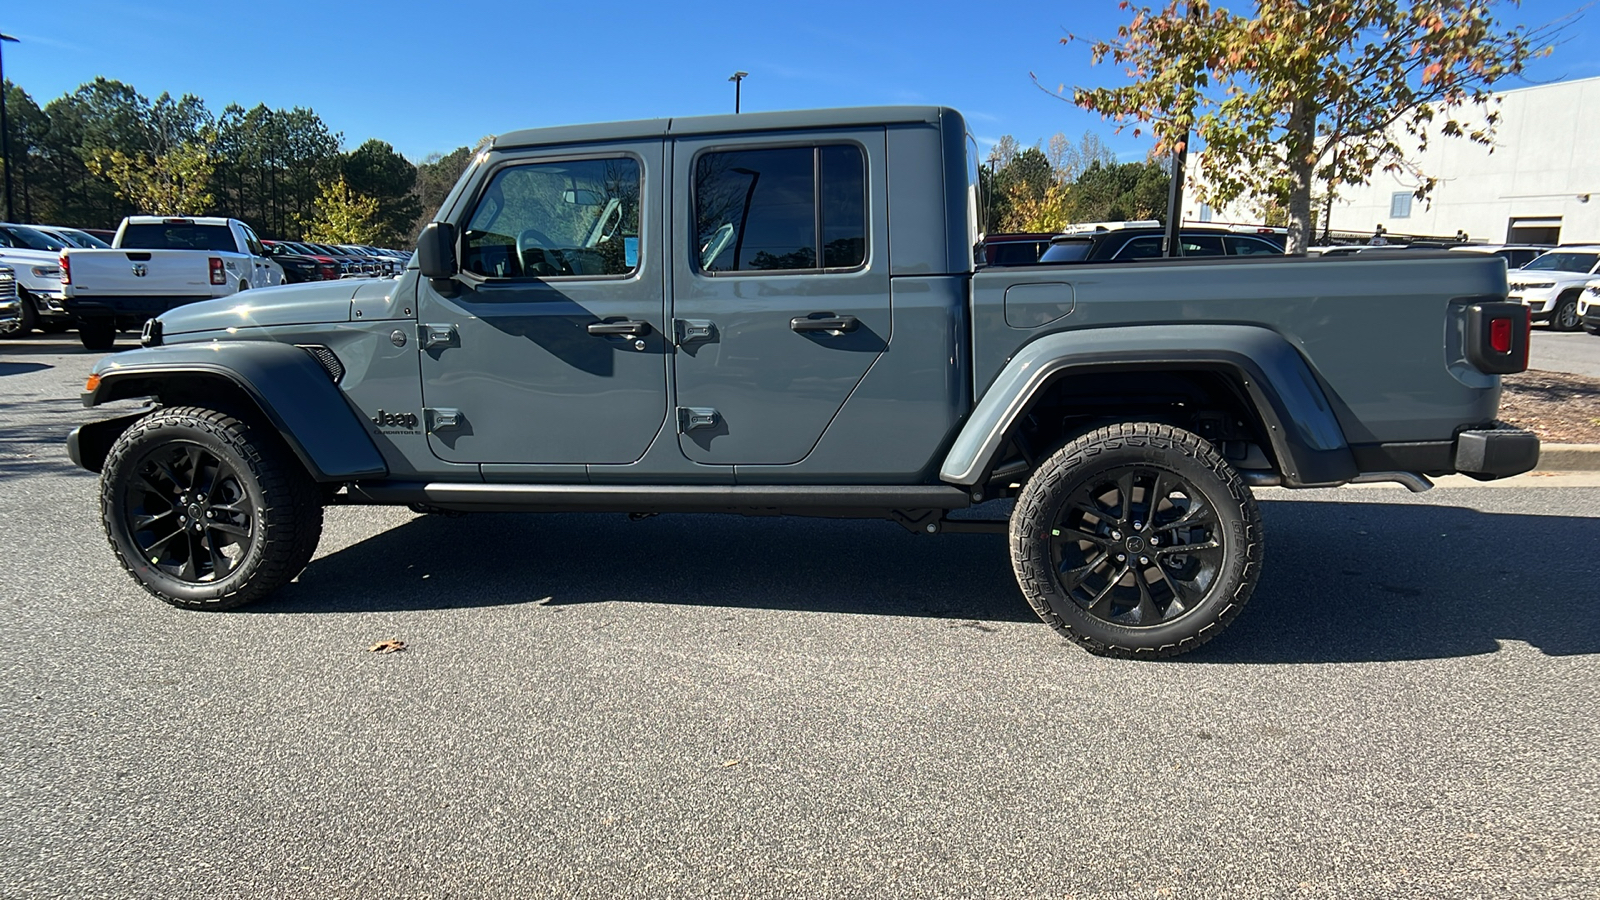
[669,130,889,465]
[415,141,668,465]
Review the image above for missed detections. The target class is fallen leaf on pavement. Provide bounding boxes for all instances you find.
[368,640,406,654]
[721,759,741,768]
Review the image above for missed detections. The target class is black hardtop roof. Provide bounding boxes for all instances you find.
[493,106,954,151]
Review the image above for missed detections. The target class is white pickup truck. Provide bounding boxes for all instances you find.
[62,216,283,350]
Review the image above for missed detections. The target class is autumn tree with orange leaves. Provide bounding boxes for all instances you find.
[1061,1,1557,251]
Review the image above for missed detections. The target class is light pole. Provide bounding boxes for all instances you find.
[0,32,18,223]
[728,71,748,114]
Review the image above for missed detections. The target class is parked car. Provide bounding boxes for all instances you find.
[61,216,284,350]
[1580,277,1600,335]
[70,105,1536,662]
[81,228,118,244]
[982,233,1057,266]
[261,240,332,283]
[1451,243,1552,270]
[0,222,73,336]
[37,226,113,250]
[303,242,372,277]
[1504,246,1600,331]
[1038,223,1285,263]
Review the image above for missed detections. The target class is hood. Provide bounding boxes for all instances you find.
[0,247,62,267]
[159,279,369,338]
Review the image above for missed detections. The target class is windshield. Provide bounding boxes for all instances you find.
[60,229,112,249]
[0,224,69,251]
[120,223,237,252]
[1521,251,1600,273]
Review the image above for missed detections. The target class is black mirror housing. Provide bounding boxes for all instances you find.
[417,223,457,279]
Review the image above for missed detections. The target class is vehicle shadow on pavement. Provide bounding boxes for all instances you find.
[262,511,1036,622]
[0,395,101,479]
[1183,499,1600,663]
[260,499,1599,662]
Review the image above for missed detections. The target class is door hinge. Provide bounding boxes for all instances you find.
[677,407,719,432]
[674,318,716,346]
[425,408,462,432]
[421,323,458,349]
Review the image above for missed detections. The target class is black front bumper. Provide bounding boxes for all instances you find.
[1351,424,1541,481]
[1583,309,1600,332]
[65,295,217,325]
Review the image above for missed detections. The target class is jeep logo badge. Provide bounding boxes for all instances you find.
[131,263,147,277]
[371,409,420,430]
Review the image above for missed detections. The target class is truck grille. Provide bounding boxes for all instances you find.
[0,267,16,303]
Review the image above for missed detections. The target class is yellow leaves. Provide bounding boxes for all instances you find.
[367,639,406,654]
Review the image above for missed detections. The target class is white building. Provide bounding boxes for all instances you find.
[1187,75,1600,245]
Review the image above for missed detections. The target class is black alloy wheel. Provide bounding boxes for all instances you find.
[1010,422,1263,658]
[1050,466,1223,628]
[121,440,256,585]
[101,406,323,609]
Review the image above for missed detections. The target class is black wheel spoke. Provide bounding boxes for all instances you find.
[1153,561,1192,611]
[1147,471,1169,523]
[1117,472,1135,522]
[1086,563,1129,617]
[1133,569,1164,625]
[205,533,232,577]
[142,526,186,557]
[1154,538,1221,556]
[132,509,175,530]
[137,471,176,501]
[208,520,250,539]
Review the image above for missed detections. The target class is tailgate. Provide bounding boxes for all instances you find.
[66,249,228,297]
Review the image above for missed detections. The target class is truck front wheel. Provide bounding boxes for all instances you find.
[1009,422,1263,659]
[100,406,324,610]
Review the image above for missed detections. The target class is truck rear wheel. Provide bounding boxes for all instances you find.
[79,321,116,351]
[100,406,323,610]
[1009,422,1263,658]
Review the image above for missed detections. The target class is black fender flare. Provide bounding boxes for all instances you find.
[75,341,387,481]
[940,324,1357,488]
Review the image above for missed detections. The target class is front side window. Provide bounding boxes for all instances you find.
[462,156,641,279]
[694,144,866,274]
[1226,235,1284,256]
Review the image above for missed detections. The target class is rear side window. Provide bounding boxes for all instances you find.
[1179,235,1225,256]
[1225,235,1284,256]
[120,224,238,252]
[1114,236,1165,260]
[462,156,641,279]
[1039,240,1091,263]
[694,144,866,274]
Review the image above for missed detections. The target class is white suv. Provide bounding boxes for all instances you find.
[1505,246,1600,332]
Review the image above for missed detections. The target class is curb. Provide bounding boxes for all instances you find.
[1535,443,1600,472]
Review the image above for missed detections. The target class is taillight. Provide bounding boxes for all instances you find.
[209,257,226,285]
[1489,317,1512,353]
[1464,301,1529,375]
[59,252,71,285]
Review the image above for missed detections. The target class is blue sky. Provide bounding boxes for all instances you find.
[2,0,1595,164]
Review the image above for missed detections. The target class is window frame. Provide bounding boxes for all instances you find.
[456,149,648,285]
[689,139,870,278]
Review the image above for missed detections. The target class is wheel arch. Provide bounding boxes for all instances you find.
[942,325,1357,489]
[76,342,387,482]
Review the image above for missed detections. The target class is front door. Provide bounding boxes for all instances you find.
[669,131,890,465]
[417,142,668,464]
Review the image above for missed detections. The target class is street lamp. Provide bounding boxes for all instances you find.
[0,32,18,223]
[728,71,748,114]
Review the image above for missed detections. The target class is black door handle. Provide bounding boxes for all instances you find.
[790,314,859,333]
[587,319,652,336]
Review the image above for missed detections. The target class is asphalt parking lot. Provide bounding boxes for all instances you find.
[2,335,1597,899]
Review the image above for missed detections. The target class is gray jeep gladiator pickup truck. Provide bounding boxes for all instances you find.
[68,106,1539,658]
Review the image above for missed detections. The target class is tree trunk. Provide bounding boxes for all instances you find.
[1283,99,1316,254]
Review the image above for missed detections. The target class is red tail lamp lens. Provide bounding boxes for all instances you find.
[209,257,226,285]
[1490,317,1512,353]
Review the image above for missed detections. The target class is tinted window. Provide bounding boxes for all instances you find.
[1225,235,1284,256]
[1180,235,1225,256]
[1039,240,1092,263]
[695,144,866,273]
[1522,252,1599,273]
[120,224,237,251]
[463,156,641,279]
[1114,236,1165,260]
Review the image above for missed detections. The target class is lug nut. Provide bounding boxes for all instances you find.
[1149,537,1159,546]
[1139,556,1149,565]
[1112,530,1122,540]
[1116,554,1126,562]
[1133,521,1143,529]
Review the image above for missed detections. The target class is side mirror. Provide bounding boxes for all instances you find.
[416,223,457,279]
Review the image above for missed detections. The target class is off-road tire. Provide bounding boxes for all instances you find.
[101,406,323,610]
[1551,294,1581,332]
[1009,422,1263,659]
[79,321,116,351]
